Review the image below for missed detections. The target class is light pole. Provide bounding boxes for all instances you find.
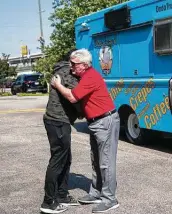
[38,0,45,49]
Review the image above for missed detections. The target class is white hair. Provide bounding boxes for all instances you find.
[70,49,92,67]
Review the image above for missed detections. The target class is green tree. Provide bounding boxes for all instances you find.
[0,53,17,93]
[34,0,127,78]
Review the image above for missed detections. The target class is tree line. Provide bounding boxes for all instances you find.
[0,54,17,92]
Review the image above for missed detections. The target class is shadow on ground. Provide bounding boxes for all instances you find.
[68,173,91,193]
[141,138,172,154]
[120,128,172,154]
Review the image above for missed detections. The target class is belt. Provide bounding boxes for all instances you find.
[87,109,117,123]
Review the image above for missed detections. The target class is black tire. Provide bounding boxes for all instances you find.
[42,90,47,94]
[11,89,16,95]
[22,86,28,93]
[124,111,145,145]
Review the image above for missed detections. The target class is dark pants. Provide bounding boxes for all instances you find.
[43,119,71,204]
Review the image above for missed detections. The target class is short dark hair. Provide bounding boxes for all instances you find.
[63,49,77,61]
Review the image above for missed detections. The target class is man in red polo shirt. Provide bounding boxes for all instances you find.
[51,49,120,213]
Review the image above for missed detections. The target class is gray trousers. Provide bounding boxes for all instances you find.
[88,112,120,203]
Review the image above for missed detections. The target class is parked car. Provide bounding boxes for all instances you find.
[11,73,47,95]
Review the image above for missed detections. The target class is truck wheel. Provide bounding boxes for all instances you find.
[124,112,144,145]
[23,86,28,93]
[11,89,16,95]
[42,89,47,94]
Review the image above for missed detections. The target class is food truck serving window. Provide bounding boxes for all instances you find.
[154,18,172,55]
[104,6,130,30]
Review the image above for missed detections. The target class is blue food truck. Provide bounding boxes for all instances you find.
[75,0,172,144]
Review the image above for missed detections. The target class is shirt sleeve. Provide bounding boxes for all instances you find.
[63,74,79,89]
[71,75,97,100]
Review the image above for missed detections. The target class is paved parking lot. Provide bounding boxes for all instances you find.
[0,96,172,214]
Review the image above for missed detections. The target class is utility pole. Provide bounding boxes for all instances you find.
[38,0,45,49]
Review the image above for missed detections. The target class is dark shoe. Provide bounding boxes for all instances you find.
[40,201,50,211]
[92,200,119,213]
[40,201,67,214]
[78,194,102,204]
[58,195,79,206]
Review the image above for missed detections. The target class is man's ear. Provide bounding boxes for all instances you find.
[84,64,89,69]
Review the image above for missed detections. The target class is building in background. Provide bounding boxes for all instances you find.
[8,52,44,76]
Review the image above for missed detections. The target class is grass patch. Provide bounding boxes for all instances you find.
[17,93,48,96]
[0,92,48,97]
[0,92,12,96]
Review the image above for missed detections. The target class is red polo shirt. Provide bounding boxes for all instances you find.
[71,67,115,120]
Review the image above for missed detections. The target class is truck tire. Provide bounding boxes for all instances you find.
[11,89,16,95]
[124,111,144,145]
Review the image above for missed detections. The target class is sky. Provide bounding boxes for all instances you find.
[0,0,53,57]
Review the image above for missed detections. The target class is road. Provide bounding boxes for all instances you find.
[0,96,171,214]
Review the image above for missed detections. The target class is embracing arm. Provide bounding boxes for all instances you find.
[51,76,77,103]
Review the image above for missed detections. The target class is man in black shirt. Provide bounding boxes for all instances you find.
[40,51,81,214]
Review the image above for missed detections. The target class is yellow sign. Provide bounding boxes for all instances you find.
[21,45,28,56]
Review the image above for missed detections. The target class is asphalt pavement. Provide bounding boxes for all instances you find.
[0,96,172,214]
